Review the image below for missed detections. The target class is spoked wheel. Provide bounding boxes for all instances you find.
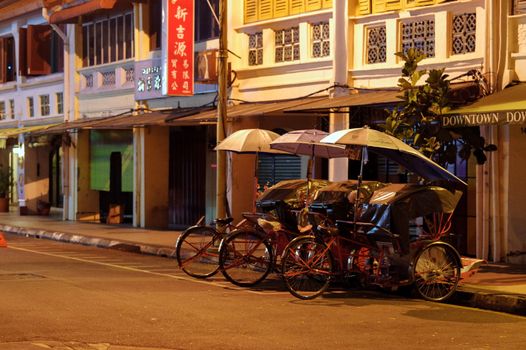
[175,226,222,278]
[413,242,461,302]
[219,230,273,287]
[281,236,333,300]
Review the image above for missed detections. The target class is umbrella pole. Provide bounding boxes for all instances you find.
[354,146,365,231]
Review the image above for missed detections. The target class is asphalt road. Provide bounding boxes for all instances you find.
[1,233,525,350]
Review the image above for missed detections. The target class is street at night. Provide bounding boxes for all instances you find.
[1,233,525,350]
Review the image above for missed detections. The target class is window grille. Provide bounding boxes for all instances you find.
[366,25,386,63]
[0,102,5,120]
[401,19,435,57]
[275,27,300,62]
[84,73,94,88]
[27,97,34,118]
[249,32,263,66]
[125,67,134,83]
[452,13,476,55]
[9,99,14,119]
[56,93,64,115]
[40,95,50,116]
[312,22,330,58]
[102,71,116,87]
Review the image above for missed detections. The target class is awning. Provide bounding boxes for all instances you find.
[443,83,526,127]
[30,108,214,135]
[283,90,402,113]
[176,98,328,122]
[0,124,60,138]
[48,0,119,24]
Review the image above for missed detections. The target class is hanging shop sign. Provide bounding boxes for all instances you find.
[135,58,163,100]
[162,0,194,96]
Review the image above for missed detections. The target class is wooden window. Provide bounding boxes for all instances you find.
[0,37,16,82]
[196,0,219,42]
[27,26,52,75]
[82,12,134,67]
[40,95,50,116]
[514,0,526,14]
[149,0,162,50]
[248,32,263,65]
[56,92,63,115]
[275,27,300,62]
[311,22,330,58]
[0,101,5,120]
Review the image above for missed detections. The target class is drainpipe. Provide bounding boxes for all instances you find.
[42,7,74,220]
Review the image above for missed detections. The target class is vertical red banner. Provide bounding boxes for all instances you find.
[166,0,194,96]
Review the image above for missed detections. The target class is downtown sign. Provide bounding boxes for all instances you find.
[443,83,526,126]
[162,0,194,96]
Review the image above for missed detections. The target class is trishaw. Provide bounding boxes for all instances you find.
[280,127,467,301]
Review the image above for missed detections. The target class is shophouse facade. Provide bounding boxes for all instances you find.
[0,0,65,214]
[1,0,524,263]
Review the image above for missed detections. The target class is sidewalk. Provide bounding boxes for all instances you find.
[0,209,525,316]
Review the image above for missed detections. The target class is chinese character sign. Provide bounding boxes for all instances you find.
[163,0,194,96]
[135,58,163,100]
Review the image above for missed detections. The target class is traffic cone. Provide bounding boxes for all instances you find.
[0,232,7,248]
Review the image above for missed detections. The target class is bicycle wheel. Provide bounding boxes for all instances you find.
[281,236,333,300]
[413,242,461,302]
[175,226,222,278]
[219,229,273,287]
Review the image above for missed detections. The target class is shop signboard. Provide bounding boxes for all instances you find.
[135,58,163,100]
[162,0,194,96]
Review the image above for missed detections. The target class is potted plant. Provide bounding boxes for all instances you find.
[0,166,10,212]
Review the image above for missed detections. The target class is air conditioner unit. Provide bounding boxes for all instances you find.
[195,50,218,83]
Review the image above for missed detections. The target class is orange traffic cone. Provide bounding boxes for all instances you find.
[0,232,7,248]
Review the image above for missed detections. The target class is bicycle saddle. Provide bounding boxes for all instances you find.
[215,217,234,225]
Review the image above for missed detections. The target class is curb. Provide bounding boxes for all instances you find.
[0,224,176,259]
[452,287,526,316]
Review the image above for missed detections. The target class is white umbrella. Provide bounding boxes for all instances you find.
[270,129,349,159]
[215,128,285,210]
[215,128,285,154]
[321,126,466,185]
[270,129,348,184]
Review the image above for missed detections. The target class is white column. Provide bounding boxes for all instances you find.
[329,0,348,181]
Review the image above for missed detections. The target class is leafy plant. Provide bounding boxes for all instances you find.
[0,166,10,198]
[382,48,496,164]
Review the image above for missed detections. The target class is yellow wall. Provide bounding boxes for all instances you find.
[144,126,170,228]
[507,126,526,264]
[76,130,100,221]
[23,144,51,213]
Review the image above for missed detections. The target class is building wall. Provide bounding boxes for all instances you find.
[75,130,100,221]
[143,125,169,228]
[350,0,486,88]
[23,144,51,213]
[506,126,526,264]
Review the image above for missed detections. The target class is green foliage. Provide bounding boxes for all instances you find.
[0,166,10,198]
[383,49,496,165]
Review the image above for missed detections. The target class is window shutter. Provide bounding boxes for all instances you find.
[259,0,273,20]
[18,28,27,76]
[515,0,526,15]
[372,0,387,13]
[244,0,258,23]
[274,0,289,18]
[290,0,305,14]
[385,0,402,11]
[322,0,332,8]
[358,0,371,15]
[306,0,322,11]
[0,38,6,83]
[27,25,52,75]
